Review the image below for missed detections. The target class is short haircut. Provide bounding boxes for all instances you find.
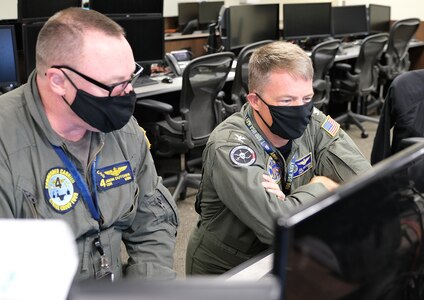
[36,7,125,74]
[248,41,313,93]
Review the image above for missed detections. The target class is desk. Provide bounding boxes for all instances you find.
[165,31,209,58]
[134,71,235,99]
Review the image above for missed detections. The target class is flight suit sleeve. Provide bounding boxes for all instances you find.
[315,127,372,182]
[123,130,179,279]
[0,155,15,217]
[209,143,329,245]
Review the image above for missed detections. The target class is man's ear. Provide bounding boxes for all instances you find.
[246,93,260,110]
[45,68,66,96]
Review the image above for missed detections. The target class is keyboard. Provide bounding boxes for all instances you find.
[133,76,159,88]
[342,39,363,48]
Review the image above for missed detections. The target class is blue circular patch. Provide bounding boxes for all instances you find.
[44,167,80,214]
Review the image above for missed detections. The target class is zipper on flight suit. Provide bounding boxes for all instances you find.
[23,190,39,218]
[86,140,105,226]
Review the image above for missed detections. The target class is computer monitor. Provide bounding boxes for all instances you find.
[199,1,224,25]
[273,141,424,299]
[22,21,45,82]
[178,2,199,27]
[0,25,20,92]
[88,0,163,15]
[18,0,82,22]
[283,3,332,41]
[219,4,279,52]
[368,4,391,33]
[111,14,164,68]
[332,5,368,38]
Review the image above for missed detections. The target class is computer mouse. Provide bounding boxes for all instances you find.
[161,77,173,84]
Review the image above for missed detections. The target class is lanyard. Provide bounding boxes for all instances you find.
[53,145,100,222]
[244,113,295,193]
[53,145,113,281]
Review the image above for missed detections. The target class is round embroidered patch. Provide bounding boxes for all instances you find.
[229,145,256,166]
[267,157,282,184]
[44,168,80,214]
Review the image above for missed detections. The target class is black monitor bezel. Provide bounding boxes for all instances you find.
[368,4,391,33]
[88,0,163,15]
[110,14,165,66]
[224,4,279,51]
[198,1,225,25]
[0,25,21,89]
[283,2,332,41]
[22,21,45,82]
[280,141,424,229]
[178,2,199,26]
[18,0,82,22]
[331,5,369,38]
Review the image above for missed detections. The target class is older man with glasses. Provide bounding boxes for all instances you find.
[0,8,178,282]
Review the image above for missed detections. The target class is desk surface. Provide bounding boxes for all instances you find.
[165,31,209,41]
[135,70,235,98]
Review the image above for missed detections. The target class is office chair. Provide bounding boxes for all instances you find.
[371,69,424,165]
[332,33,389,138]
[310,39,341,112]
[227,40,274,114]
[137,52,235,201]
[374,18,420,111]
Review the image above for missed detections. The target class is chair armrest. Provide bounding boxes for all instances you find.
[333,63,352,72]
[137,99,173,114]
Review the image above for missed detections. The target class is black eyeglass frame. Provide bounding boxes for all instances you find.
[51,62,143,97]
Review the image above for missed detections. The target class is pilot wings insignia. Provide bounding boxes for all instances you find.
[95,161,134,191]
[296,158,307,166]
[104,166,127,177]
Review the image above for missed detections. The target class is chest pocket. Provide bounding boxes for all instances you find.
[17,175,94,228]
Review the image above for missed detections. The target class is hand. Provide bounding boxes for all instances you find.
[262,174,285,200]
[309,176,339,192]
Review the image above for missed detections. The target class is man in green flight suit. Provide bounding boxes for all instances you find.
[186,41,372,275]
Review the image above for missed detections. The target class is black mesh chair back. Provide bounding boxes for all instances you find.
[230,40,273,110]
[332,33,388,139]
[136,52,235,201]
[382,18,420,80]
[310,39,341,111]
[353,33,389,94]
[180,52,235,148]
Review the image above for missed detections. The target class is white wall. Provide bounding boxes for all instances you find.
[343,0,424,20]
[1,0,17,19]
[1,0,423,20]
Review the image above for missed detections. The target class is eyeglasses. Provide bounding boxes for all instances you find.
[51,62,143,97]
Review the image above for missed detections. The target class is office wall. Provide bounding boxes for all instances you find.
[343,0,423,20]
[1,0,16,19]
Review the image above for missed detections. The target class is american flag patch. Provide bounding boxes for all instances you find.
[321,116,340,137]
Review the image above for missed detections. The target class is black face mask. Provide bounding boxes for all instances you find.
[63,89,137,133]
[255,93,314,140]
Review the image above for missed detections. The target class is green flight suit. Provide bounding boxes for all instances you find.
[186,103,371,275]
[0,72,179,281]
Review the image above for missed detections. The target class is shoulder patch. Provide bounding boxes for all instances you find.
[229,145,256,166]
[139,126,151,149]
[321,116,340,137]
